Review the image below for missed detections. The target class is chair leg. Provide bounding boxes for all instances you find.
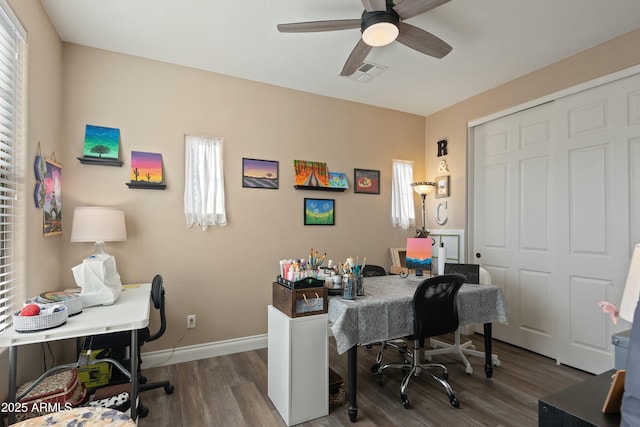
[399,365,417,409]
[371,340,408,373]
[426,329,501,374]
[375,339,459,409]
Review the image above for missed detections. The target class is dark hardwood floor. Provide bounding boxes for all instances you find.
[137,334,592,426]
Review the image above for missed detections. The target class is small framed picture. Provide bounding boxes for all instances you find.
[329,172,349,189]
[354,169,380,194]
[390,247,407,268]
[304,198,335,225]
[242,158,279,189]
[435,175,449,198]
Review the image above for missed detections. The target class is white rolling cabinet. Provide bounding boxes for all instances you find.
[267,305,328,426]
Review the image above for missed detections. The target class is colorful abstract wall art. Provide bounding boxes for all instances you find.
[83,125,120,160]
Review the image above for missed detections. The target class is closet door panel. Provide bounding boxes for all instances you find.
[555,73,640,373]
[473,103,555,356]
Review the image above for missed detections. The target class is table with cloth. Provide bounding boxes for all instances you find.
[327,274,508,422]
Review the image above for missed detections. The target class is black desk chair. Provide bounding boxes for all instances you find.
[424,263,500,374]
[84,274,174,417]
[372,274,465,409]
[362,264,387,277]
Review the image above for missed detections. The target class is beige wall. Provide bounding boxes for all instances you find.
[59,45,425,351]
[423,28,640,232]
[1,0,425,401]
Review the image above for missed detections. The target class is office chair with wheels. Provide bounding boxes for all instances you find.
[84,274,174,418]
[372,274,465,409]
[424,263,501,374]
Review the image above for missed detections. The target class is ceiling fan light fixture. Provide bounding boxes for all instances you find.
[361,10,399,47]
[362,22,398,46]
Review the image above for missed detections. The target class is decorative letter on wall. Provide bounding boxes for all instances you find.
[435,202,448,225]
[437,139,448,157]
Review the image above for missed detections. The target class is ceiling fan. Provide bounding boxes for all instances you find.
[277,0,453,77]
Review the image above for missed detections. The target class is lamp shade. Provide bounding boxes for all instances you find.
[411,181,436,196]
[620,243,640,322]
[70,207,127,243]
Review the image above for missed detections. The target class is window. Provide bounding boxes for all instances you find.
[391,159,415,230]
[184,135,227,230]
[0,0,26,334]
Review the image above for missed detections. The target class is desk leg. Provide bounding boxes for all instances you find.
[483,323,493,378]
[130,330,138,421]
[347,345,358,422]
[7,346,17,425]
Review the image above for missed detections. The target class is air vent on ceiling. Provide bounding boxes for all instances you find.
[349,62,387,83]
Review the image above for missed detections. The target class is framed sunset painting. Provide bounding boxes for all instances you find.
[242,158,279,189]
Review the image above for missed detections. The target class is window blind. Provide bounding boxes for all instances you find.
[0,0,25,334]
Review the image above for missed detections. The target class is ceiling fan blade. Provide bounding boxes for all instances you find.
[340,39,373,76]
[361,0,387,12]
[277,19,361,33]
[396,22,452,58]
[392,0,451,20]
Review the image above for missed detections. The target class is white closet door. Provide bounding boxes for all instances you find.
[472,103,556,358]
[472,72,640,374]
[554,73,640,373]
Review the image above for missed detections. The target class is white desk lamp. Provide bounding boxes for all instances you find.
[70,206,127,256]
[70,207,127,306]
[620,244,640,323]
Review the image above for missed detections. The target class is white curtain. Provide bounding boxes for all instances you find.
[391,159,415,230]
[184,135,227,230]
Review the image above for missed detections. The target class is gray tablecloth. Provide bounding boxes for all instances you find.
[328,275,509,354]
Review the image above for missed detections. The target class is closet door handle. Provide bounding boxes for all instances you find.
[475,252,482,259]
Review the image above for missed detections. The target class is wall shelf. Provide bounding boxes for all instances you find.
[293,185,346,192]
[77,157,123,167]
[126,182,166,190]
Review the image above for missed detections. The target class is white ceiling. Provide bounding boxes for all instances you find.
[40,0,640,116]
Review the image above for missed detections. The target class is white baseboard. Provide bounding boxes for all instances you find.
[141,333,267,368]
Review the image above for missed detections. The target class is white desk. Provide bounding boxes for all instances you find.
[0,283,151,424]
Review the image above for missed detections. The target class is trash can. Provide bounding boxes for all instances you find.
[612,329,632,370]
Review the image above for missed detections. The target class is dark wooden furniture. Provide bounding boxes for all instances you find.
[538,369,621,426]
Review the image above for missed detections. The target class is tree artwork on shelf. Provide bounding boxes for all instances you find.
[77,124,123,166]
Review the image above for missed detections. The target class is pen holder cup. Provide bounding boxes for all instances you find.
[356,276,364,296]
[342,274,355,300]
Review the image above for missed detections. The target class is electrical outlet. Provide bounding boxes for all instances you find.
[187,314,196,329]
